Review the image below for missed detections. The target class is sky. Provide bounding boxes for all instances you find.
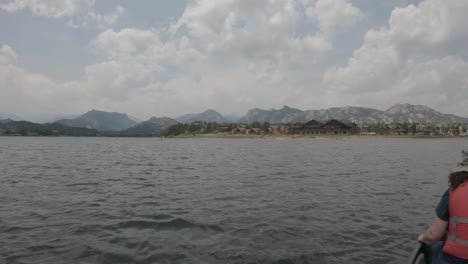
[1,0,467,121]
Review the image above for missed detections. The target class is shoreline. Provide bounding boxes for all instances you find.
[163,133,468,140]
[1,134,467,140]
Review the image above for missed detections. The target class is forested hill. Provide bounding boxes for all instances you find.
[0,120,99,136]
[55,110,138,131]
[120,117,178,137]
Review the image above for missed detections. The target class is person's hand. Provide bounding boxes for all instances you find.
[417,234,426,244]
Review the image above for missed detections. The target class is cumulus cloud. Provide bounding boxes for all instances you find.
[324,0,468,116]
[0,45,17,65]
[172,0,308,58]
[0,45,66,114]
[68,5,125,29]
[0,0,95,18]
[391,56,468,114]
[0,0,374,119]
[172,0,362,59]
[92,28,162,58]
[4,0,467,120]
[0,0,124,28]
[305,0,364,37]
[0,45,115,119]
[87,28,203,95]
[79,0,363,116]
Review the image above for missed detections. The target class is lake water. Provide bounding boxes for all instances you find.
[0,137,466,264]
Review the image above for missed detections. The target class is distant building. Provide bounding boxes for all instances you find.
[394,129,407,135]
[270,125,289,134]
[230,127,265,135]
[423,127,433,136]
[288,119,358,135]
[247,128,262,135]
[231,128,246,134]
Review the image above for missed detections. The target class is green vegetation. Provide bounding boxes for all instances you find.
[162,122,228,136]
[160,122,271,137]
[363,122,466,136]
[0,121,99,137]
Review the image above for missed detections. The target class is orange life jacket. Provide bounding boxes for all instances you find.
[443,182,468,259]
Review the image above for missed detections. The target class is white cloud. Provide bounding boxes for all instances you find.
[0,45,65,114]
[391,56,468,114]
[92,28,161,58]
[68,5,125,29]
[0,0,366,119]
[87,28,203,92]
[172,0,304,57]
[0,45,108,118]
[4,0,468,120]
[305,0,364,37]
[0,0,124,28]
[0,45,17,65]
[0,0,95,18]
[171,0,362,60]
[324,0,468,116]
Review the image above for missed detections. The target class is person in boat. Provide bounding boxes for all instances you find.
[418,148,468,263]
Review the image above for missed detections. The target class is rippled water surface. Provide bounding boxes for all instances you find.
[1,137,467,263]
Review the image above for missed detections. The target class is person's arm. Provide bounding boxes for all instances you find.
[417,217,448,245]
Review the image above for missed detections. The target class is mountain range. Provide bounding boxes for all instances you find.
[1,104,467,136]
[239,104,468,124]
[49,104,468,136]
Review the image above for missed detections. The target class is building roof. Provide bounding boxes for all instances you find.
[304,120,322,127]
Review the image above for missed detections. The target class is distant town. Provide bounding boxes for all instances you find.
[162,119,468,137]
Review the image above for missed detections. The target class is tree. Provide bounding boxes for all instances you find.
[189,123,198,133]
[411,123,417,135]
[251,121,262,129]
[454,124,460,135]
[36,129,52,136]
[18,129,28,136]
[402,122,409,134]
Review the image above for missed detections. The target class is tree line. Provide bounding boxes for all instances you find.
[363,122,466,135]
[160,121,271,136]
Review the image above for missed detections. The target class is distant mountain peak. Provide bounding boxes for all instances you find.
[83,109,128,117]
[148,116,176,123]
[176,109,229,123]
[386,103,433,114]
[55,110,137,131]
[239,105,304,123]
[280,105,301,111]
[121,116,178,136]
[0,118,13,124]
[0,112,22,121]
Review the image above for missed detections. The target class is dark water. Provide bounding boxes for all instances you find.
[0,137,466,264]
